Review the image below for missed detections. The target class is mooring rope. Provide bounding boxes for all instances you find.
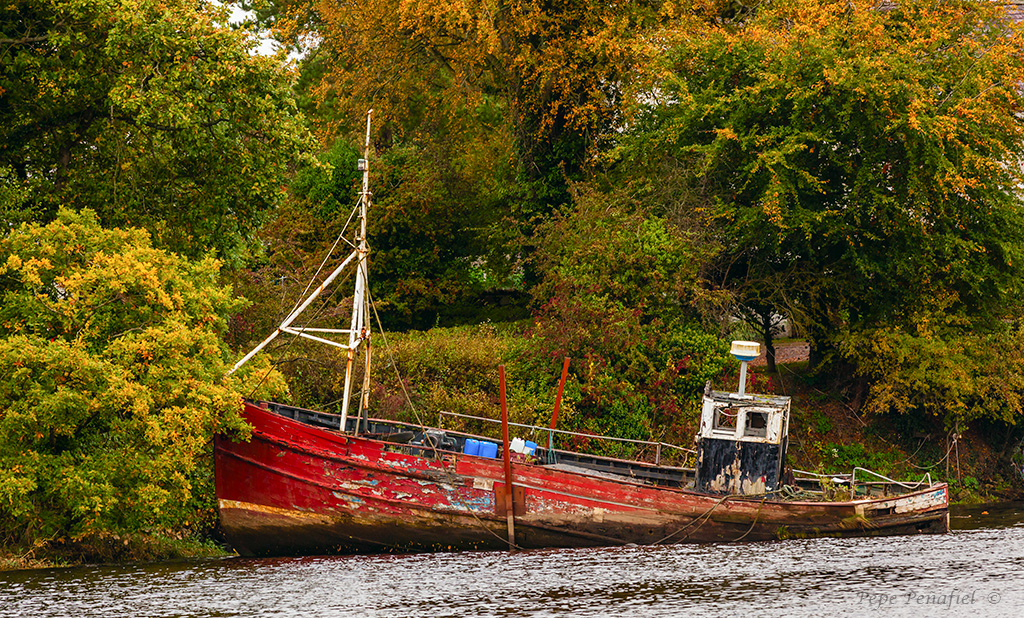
[650,495,731,545]
[731,495,769,542]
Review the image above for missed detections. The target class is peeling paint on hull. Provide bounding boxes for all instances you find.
[214,402,949,556]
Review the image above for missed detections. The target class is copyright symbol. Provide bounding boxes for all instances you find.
[987,591,1001,604]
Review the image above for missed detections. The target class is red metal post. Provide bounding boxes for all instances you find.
[548,357,570,463]
[550,357,570,430]
[499,365,515,550]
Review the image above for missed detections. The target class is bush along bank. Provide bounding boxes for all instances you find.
[764,361,1024,505]
[1,532,232,572]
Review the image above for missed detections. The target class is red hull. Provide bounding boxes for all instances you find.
[214,402,949,556]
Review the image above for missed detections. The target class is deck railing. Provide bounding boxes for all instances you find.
[792,467,937,497]
[436,410,695,467]
[851,467,933,494]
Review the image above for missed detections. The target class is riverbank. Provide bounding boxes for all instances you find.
[4,334,1019,572]
[1,533,231,572]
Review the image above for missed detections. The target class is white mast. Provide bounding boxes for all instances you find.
[340,110,374,432]
[230,110,374,435]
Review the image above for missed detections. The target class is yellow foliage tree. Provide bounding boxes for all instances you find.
[285,0,713,191]
[0,210,286,550]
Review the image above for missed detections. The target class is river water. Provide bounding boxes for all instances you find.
[3,503,1022,618]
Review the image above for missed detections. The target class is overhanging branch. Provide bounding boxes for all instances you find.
[0,35,49,45]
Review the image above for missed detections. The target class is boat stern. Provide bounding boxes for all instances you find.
[853,483,950,534]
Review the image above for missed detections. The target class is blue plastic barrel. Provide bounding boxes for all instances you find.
[479,441,498,459]
[464,438,481,456]
[524,441,537,456]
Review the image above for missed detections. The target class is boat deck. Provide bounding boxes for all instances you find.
[259,401,929,501]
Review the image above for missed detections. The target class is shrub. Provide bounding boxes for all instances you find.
[0,210,284,550]
[528,185,731,449]
[842,322,1024,430]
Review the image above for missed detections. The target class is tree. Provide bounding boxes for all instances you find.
[277,0,693,253]
[299,0,653,153]
[736,300,786,374]
[0,209,285,550]
[0,0,314,262]
[529,185,729,446]
[262,1,763,331]
[625,0,1024,366]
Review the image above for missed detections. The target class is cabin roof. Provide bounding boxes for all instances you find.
[708,390,790,408]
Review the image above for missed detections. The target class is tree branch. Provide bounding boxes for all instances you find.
[113,114,231,133]
[0,35,49,45]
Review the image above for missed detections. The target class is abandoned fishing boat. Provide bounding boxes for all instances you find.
[213,113,949,556]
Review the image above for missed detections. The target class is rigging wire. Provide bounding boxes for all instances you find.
[242,199,363,399]
[243,267,357,400]
[284,198,361,318]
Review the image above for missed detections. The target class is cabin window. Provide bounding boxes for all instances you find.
[745,411,768,438]
[713,407,738,432]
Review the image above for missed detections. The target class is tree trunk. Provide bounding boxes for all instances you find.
[761,309,777,373]
[808,345,823,370]
[851,376,868,413]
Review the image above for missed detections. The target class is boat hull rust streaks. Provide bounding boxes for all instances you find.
[215,403,949,556]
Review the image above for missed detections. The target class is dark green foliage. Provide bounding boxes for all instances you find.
[819,442,900,477]
[368,135,518,328]
[289,140,362,223]
[627,0,1024,355]
[0,0,314,263]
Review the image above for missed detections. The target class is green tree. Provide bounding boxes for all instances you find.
[272,0,694,294]
[530,185,729,445]
[625,0,1024,366]
[0,209,284,551]
[1,0,314,262]
[367,129,522,328]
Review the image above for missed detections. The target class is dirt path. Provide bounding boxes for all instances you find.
[749,342,809,367]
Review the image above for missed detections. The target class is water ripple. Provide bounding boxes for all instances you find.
[3,504,1023,617]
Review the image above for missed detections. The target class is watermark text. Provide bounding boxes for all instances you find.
[857,589,1001,610]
